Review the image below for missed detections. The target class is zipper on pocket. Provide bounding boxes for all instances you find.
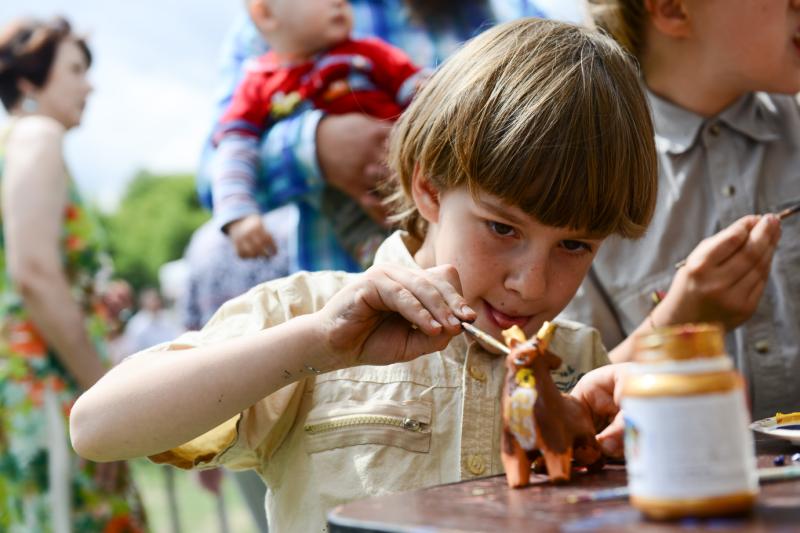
[304,414,427,435]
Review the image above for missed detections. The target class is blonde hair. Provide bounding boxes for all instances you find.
[387,18,657,241]
[585,0,647,58]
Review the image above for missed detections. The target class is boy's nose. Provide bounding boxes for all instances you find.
[504,262,548,302]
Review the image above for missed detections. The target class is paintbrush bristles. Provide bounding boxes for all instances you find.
[778,203,800,221]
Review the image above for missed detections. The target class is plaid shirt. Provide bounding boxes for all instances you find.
[199,0,561,272]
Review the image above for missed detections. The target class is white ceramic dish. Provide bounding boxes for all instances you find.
[750,414,800,446]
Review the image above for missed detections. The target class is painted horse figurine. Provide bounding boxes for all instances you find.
[500,322,604,488]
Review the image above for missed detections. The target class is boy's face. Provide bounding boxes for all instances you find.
[685,0,800,94]
[415,184,604,350]
[270,0,353,56]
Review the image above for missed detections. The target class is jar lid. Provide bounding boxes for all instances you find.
[634,323,725,363]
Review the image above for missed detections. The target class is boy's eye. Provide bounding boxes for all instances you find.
[487,221,516,237]
[560,240,592,253]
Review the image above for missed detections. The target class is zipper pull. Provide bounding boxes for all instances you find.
[402,417,422,431]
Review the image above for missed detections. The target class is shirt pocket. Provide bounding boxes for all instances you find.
[612,270,675,335]
[303,399,432,454]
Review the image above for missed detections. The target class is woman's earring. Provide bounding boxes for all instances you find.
[21,96,38,113]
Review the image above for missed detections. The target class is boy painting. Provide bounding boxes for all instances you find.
[72,19,657,532]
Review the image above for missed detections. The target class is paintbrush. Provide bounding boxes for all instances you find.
[461,322,510,355]
[777,203,800,221]
[674,202,800,269]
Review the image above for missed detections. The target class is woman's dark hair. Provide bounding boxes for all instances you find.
[0,16,91,111]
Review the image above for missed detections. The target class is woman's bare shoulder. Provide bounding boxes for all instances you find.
[7,115,66,149]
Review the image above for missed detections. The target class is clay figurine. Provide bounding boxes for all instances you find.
[500,322,604,488]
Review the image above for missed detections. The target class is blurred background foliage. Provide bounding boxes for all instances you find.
[100,171,209,291]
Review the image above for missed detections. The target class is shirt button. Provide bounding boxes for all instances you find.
[754,340,770,354]
[467,454,487,476]
[722,185,736,197]
[468,365,487,382]
[708,123,721,136]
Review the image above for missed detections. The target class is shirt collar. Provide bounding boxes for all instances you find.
[648,89,782,155]
[373,231,422,270]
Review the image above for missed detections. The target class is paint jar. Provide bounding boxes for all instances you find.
[622,323,757,520]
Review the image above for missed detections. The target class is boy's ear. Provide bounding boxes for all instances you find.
[410,166,441,224]
[644,0,691,39]
[248,0,279,33]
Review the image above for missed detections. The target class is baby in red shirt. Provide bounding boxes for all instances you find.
[213,0,426,265]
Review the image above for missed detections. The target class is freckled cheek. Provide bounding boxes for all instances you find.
[555,262,591,302]
[455,255,503,302]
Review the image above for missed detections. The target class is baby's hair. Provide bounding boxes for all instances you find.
[387,18,657,241]
[0,16,91,111]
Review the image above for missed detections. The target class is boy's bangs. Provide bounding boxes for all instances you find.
[449,28,656,239]
[464,102,654,239]
[388,19,657,241]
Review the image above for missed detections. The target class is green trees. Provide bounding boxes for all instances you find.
[101,171,209,291]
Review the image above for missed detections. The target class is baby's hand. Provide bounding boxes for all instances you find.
[316,264,476,368]
[657,214,781,330]
[227,214,277,259]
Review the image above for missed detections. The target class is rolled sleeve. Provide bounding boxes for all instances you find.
[150,381,306,471]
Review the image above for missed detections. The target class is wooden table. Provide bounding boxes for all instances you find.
[328,436,800,532]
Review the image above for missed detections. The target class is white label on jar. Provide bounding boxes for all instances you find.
[622,390,757,500]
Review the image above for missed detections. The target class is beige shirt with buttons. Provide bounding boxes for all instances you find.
[560,91,800,419]
[148,231,610,532]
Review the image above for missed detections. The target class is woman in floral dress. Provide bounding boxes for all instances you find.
[0,17,146,531]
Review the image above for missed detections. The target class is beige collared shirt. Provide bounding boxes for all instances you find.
[148,231,610,532]
[561,91,800,419]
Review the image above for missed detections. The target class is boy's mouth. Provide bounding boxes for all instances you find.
[483,301,531,331]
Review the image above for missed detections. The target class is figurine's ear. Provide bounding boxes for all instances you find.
[543,350,562,370]
[502,325,527,347]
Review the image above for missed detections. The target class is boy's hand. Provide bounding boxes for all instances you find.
[317,113,392,225]
[317,264,476,368]
[655,214,781,331]
[227,214,277,259]
[570,364,628,459]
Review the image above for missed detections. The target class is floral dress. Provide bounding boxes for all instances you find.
[0,122,147,532]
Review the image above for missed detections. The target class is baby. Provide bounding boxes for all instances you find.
[212,0,426,266]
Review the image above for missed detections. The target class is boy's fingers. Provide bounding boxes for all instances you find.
[372,277,443,336]
[597,411,625,459]
[691,215,757,268]
[736,250,772,303]
[400,329,454,361]
[719,214,779,286]
[383,267,462,334]
[425,264,476,320]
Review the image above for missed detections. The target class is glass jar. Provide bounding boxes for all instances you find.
[622,323,757,520]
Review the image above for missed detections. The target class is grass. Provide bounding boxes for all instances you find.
[130,459,261,533]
